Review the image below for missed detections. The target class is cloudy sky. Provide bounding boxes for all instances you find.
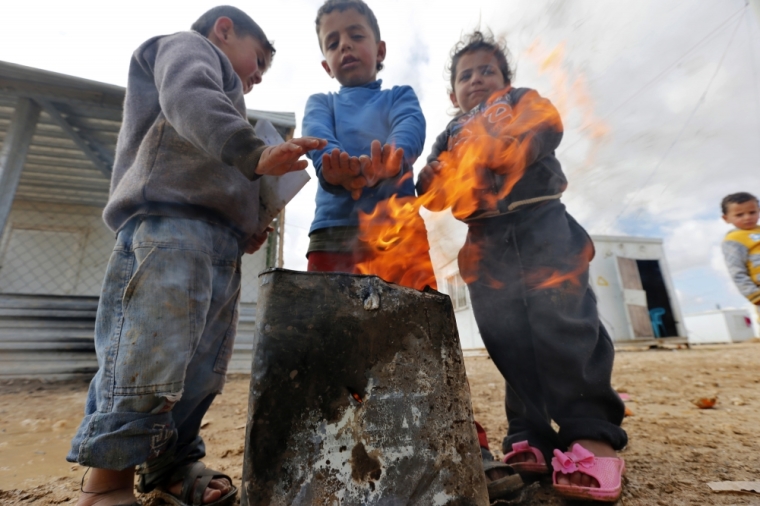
[1,0,759,317]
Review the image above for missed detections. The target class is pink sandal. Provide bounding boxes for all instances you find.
[502,441,549,476]
[551,444,625,502]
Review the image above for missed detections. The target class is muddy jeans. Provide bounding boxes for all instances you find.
[68,216,242,472]
[460,200,627,464]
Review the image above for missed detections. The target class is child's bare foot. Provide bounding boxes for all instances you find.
[554,439,616,488]
[482,450,524,501]
[505,451,537,465]
[166,476,232,503]
[485,464,513,482]
[77,468,136,506]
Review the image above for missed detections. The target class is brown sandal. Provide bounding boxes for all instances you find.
[154,462,237,506]
[483,459,524,501]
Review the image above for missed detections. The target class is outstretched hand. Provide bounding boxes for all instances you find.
[256,137,327,177]
[361,140,404,187]
[322,148,367,200]
[244,226,274,254]
[322,141,404,200]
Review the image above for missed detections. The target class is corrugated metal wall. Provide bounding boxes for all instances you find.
[0,60,294,380]
[0,294,98,379]
[0,296,259,379]
[0,200,265,379]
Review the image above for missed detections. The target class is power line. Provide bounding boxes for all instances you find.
[746,7,760,141]
[600,6,745,120]
[605,8,747,231]
[558,4,747,157]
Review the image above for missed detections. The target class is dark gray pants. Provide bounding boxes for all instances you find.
[459,200,627,464]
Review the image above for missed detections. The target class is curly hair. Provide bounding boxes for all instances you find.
[315,0,383,71]
[448,30,512,92]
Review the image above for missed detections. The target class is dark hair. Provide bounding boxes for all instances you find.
[191,6,276,60]
[315,0,383,71]
[721,192,758,215]
[448,30,512,92]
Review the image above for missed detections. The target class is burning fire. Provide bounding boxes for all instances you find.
[357,178,438,291]
[357,89,561,290]
[357,42,602,292]
[525,242,595,291]
[524,40,608,179]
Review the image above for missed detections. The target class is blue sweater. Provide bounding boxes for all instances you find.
[302,80,425,233]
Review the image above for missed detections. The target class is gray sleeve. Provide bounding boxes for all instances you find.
[416,128,450,196]
[426,128,450,165]
[145,32,261,164]
[722,240,759,299]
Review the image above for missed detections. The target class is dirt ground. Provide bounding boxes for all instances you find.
[1,342,760,505]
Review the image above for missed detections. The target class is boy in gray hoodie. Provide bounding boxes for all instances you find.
[67,6,325,506]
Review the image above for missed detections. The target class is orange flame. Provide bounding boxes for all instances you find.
[525,243,594,291]
[525,41,608,178]
[356,42,606,293]
[357,87,562,290]
[357,190,438,291]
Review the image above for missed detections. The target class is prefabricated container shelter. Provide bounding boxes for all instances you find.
[0,61,295,379]
[428,224,688,348]
[684,309,756,344]
[588,235,687,344]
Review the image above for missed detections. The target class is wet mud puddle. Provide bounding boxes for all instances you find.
[0,388,86,489]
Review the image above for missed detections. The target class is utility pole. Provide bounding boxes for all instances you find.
[277,209,285,268]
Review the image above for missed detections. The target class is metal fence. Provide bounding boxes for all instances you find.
[0,200,111,297]
[0,198,281,303]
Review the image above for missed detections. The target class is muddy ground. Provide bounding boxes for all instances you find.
[1,342,759,505]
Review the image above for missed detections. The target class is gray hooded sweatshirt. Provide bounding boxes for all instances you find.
[104,31,268,239]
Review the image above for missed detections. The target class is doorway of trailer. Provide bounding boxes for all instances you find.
[616,257,679,338]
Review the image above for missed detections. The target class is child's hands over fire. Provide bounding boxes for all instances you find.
[322,148,368,200]
[322,140,404,200]
[360,140,404,188]
[256,137,328,177]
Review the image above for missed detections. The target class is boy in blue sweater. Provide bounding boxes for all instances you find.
[302,0,426,273]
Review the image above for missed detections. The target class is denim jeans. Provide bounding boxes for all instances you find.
[68,216,242,471]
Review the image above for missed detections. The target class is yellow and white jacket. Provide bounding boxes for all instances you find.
[722,226,760,304]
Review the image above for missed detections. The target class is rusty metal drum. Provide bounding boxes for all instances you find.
[241,269,488,506]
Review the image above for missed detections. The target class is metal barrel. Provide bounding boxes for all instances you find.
[241,269,488,506]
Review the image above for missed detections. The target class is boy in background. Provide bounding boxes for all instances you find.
[722,192,760,307]
[68,6,325,506]
[302,0,426,273]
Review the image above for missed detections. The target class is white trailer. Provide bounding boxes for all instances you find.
[684,309,756,344]
[589,235,687,344]
[429,229,688,349]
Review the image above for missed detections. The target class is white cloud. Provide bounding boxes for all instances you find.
[2,0,759,311]
[660,218,729,274]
